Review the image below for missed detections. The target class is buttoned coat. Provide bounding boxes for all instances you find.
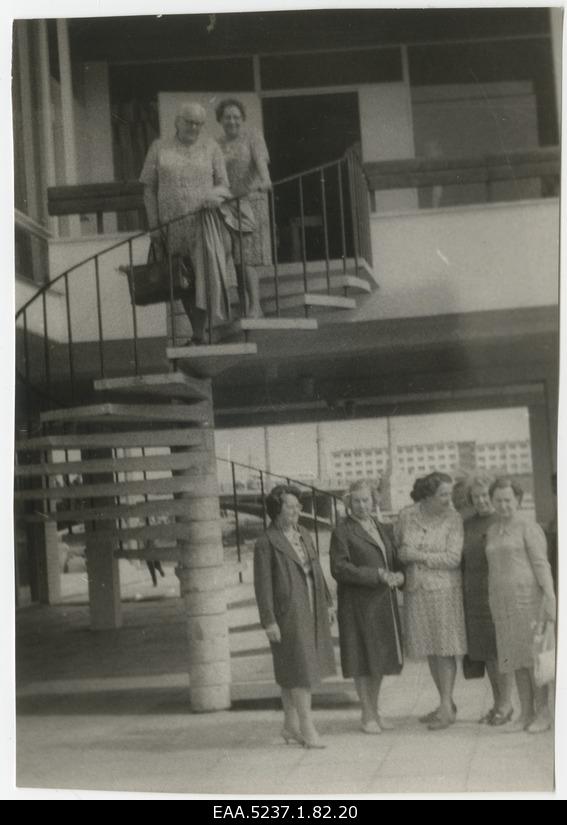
[254,524,336,689]
[330,515,404,677]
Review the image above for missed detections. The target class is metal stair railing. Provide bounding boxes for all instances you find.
[16,145,372,412]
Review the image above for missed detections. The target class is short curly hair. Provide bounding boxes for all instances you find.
[465,473,494,505]
[215,98,247,122]
[344,479,381,510]
[410,472,453,502]
[265,484,303,523]
[489,476,524,504]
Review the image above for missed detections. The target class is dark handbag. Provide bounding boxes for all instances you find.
[120,241,192,306]
[462,654,485,680]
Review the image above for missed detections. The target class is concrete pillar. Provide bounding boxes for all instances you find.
[56,18,81,237]
[82,449,122,630]
[528,401,554,528]
[36,521,62,605]
[550,8,563,130]
[174,405,231,712]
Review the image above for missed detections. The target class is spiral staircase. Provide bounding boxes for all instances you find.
[15,147,377,710]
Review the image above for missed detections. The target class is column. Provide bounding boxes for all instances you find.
[528,402,554,528]
[56,18,81,236]
[82,448,122,630]
[174,404,231,712]
[550,8,563,128]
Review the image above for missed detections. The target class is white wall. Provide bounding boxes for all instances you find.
[47,234,167,342]
[355,199,559,321]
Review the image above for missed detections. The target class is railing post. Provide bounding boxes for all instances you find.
[311,486,320,555]
[93,256,105,378]
[269,190,280,316]
[346,150,361,278]
[337,161,348,280]
[41,292,51,399]
[259,470,267,531]
[165,225,178,348]
[319,168,331,294]
[127,238,139,375]
[201,210,214,345]
[231,461,243,584]
[298,176,308,299]
[63,273,75,403]
[236,198,246,318]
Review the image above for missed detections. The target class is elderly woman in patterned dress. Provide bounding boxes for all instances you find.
[462,475,514,726]
[395,472,467,730]
[140,101,234,344]
[486,477,556,733]
[216,98,272,318]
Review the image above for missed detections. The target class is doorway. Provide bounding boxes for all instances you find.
[262,92,362,262]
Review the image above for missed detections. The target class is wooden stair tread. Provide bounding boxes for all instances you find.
[22,498,214,524]
[40,402,212,425]
[15,450,213,478]
[166,342,258,377]
[231,318,318,332]
[93,372,211,401]
[14,474,218,502]
[227,274,372,302]
[15,429,213,452]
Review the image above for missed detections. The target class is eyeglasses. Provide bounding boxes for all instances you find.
[179,119,204,128]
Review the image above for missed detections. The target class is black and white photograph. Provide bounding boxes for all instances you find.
[7,1,564,799]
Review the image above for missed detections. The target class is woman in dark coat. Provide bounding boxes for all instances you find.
[254,485,336,749]
[462,474,514,725]
[330,480,404,734]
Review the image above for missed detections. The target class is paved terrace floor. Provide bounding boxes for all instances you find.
[14,564,558,798]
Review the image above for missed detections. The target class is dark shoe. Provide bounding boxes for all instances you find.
[419,702,457,724]
[479,708,496,724]
[489,708,514,727]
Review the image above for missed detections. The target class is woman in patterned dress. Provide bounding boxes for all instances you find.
[462,475,514,726]
[486,478,556,733]
[254,485,336,749]
[216,98,272,318]
[140,101,233,344]
[395,472,467,730]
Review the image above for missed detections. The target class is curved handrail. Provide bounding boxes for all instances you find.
[15,145,370,419]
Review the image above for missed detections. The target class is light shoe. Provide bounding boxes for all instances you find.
[504,718,531,733]
[526,716,552,734]
[377,717,395,731]
[281,727,304,745]
[360,720,382,735]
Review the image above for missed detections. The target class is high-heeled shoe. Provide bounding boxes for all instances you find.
[281,727,304,745]
[302,738,326,749]
[489,708,514,727]
[419,702,457,724]
[427,708,457,731]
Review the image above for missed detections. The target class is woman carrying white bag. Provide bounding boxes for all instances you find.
[485,478,556,734]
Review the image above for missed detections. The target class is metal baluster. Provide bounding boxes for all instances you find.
[63,273,75,402]
[332,495,338,528]
[201,210,214,345]
[259,470,267,531]
[41,292,51,399]
[312,487,320,555]
[93,256,105,378]
[298,176,308,299]
[269,190,280,316]
[231,462,243,584]
[320,169,331,293]
[127,239,139,374]
[337,161,348,281]
[165,225,177,347]
[346,151,360,277]
[22,311,32,432]
[236,198,246,317]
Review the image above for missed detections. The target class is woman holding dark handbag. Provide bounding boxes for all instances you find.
[330,480,404,735]
[486,477,556,733]
[462,475,514,726]
[140,101,234,344]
